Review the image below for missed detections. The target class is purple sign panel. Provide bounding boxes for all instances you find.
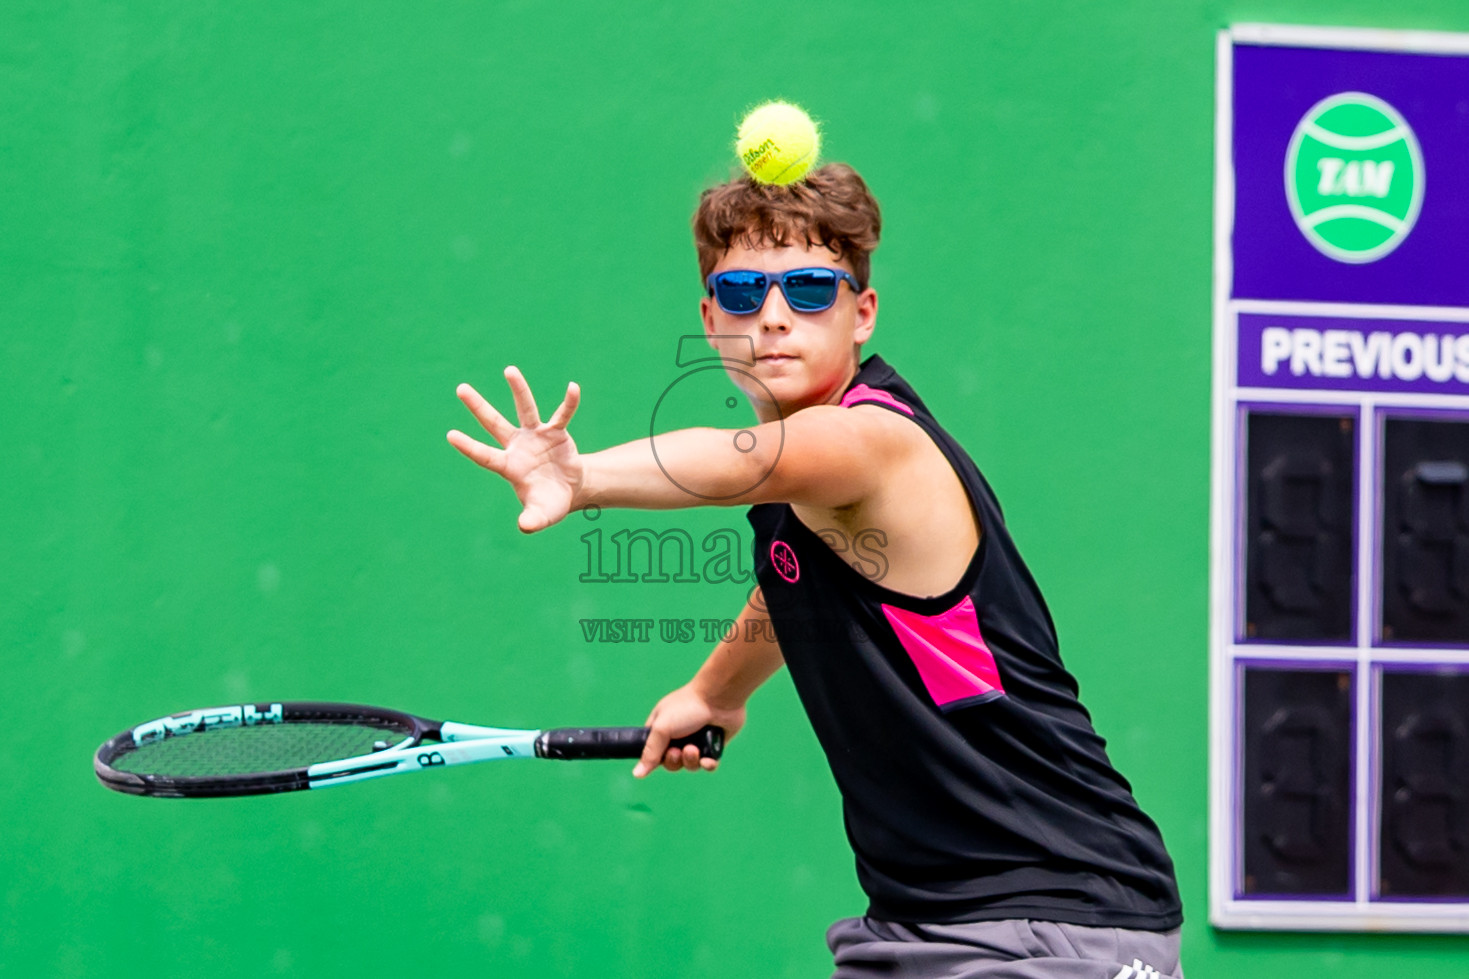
[1232,44,1469,307]
[1237,312,1469,395]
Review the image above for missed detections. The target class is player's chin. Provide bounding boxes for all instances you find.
[753,369,814,402]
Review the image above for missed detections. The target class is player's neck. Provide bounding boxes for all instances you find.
[751,359,862,423]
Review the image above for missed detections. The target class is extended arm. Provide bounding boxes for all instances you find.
[448,368,909,530]
[633,589,785,777]
[579,413,877,511]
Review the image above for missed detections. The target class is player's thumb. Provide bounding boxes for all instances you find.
[518,505,547,534]
[633,725,671,778]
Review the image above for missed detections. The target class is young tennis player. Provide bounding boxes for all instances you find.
[448,163,1184,978]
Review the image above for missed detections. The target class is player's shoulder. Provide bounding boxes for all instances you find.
[781,355,936,464]
[787,396,927,457]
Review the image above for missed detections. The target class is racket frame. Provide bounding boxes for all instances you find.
[94,701,721,799]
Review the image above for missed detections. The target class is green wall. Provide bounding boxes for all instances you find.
[6,1,1469,975]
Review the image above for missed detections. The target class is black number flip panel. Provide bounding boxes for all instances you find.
[1242,413,1356,643]
[1378,670,1469,899]
[1381,419,1469,644]
[1240,667,1354,898]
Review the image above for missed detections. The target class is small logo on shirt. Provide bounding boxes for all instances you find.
[1111,960,1165,979]
[770,540,800,583]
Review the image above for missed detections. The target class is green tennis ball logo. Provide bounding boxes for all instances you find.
[1285,92,1424,264]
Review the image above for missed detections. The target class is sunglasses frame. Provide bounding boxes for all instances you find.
[705,267,863,315]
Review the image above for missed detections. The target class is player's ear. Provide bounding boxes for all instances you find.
[701,295,718,340]
[853,287,878,344]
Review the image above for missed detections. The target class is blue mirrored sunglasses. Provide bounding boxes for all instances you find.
[705,267,862,315]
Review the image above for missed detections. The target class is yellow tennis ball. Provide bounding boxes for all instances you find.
[736,101,820,186]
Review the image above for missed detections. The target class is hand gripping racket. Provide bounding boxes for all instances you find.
[93,702,723,798]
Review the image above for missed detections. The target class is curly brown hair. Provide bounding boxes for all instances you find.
[692,163,882,290]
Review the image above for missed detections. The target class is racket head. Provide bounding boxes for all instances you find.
[94,702,431,798]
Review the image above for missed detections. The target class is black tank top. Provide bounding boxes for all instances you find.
[747,355,1183,928]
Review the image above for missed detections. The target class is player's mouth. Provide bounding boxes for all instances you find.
[757,353,797,364]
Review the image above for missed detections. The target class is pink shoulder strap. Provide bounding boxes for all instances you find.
[839,383,914,416]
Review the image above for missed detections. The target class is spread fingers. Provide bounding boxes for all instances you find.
[456,383,516,444]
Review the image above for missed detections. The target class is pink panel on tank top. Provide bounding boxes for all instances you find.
[880,596,1004,709]
[839,384,914,415]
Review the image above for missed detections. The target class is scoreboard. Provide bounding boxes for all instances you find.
[1211,25,1469,932]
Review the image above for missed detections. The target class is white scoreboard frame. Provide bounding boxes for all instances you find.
[1210,23,1469,932]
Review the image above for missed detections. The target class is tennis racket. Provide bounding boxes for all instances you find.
[94,701,723,799]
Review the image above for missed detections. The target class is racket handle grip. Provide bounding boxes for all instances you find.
[535,725,724,762]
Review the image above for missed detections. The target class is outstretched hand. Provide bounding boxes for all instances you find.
[447,366,583,533]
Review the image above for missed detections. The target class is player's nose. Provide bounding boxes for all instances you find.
[757,285,792,333]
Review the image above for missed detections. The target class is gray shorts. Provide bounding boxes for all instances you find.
[827,916,1184,979]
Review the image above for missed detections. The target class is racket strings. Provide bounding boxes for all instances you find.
[109,721,415,777]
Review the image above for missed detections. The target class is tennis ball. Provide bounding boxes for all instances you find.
[736,101,820,186]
